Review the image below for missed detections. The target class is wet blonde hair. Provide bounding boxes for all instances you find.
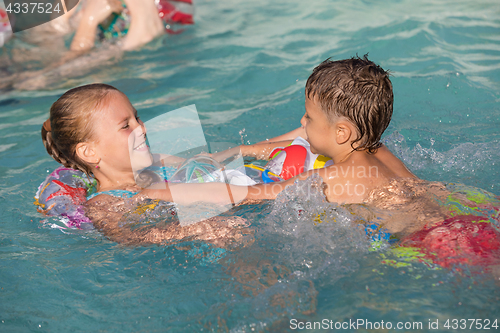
[41,83,119,176]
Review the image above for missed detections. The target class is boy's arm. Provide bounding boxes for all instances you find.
[222,125,308,161]
[208,140,293,163]
[150,138,293,168]
[257,127,306,144]
[240,140,293,160]
[225,126,305,161]
[137,168,320,206]
[152,127,306,163]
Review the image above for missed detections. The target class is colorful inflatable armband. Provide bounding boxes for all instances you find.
[34,167,96,230]
[265,137,333,180]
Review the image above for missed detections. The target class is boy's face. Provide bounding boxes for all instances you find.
[301,96,336,157]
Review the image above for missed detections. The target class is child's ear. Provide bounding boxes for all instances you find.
[76,142,98,164]
[335,121,352,145]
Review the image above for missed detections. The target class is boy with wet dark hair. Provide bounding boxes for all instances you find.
[241,55,416,203]
[305,55,393,153]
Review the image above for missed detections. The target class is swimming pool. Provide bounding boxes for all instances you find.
[1,0,500,331]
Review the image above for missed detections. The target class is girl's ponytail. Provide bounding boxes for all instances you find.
[41,118,86,173]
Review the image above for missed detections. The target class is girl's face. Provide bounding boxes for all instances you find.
[93,91,152,174]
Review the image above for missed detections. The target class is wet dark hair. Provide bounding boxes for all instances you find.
[41,83,119,176]
[305,55,393,153]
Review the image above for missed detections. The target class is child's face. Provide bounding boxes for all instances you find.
[301,96,336,157]
[93,91,152,173]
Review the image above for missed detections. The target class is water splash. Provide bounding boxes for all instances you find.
[260,175,371,281]
[383,131,500,192]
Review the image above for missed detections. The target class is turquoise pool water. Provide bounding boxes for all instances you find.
[1,0,500,331]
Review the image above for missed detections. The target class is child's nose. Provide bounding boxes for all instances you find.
[300,114,307,127]
[132,119,146,135]
[139,120,147,135]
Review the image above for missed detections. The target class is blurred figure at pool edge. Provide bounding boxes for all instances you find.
[68,0,163,52]
[1,0,191,90]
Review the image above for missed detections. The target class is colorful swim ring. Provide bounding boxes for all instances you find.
[380,185,500,270]
[400,215,500,268]
[35,164,179,229]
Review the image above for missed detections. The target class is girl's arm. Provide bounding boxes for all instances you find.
[86,194,248,246]
[139,168,320,204]
[244,169,320,200]
[85,169,320,244]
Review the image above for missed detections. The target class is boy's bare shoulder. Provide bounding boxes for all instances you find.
[374,145,416,178]
[316,147,417,203]
[319,161,381,177]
